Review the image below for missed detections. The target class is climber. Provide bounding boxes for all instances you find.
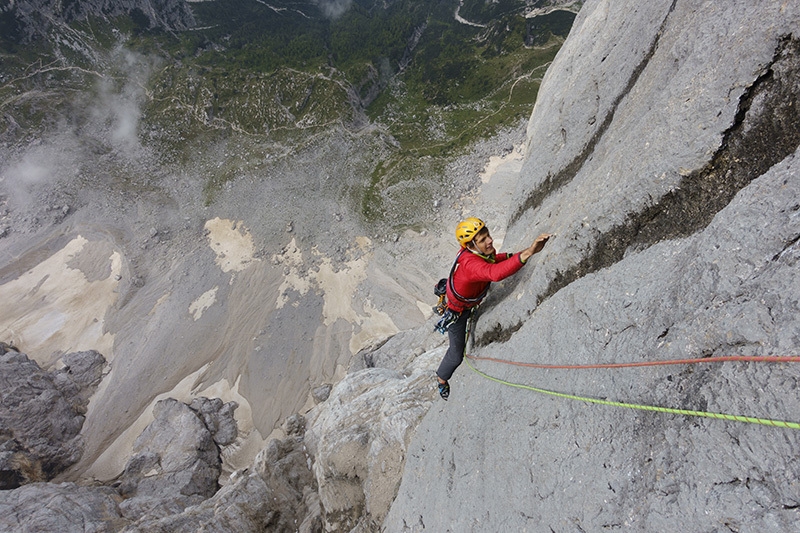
[435,217,551,400]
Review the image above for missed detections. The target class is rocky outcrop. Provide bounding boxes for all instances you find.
[0,395,241,531]
[122,413,321,533]
[0,349,106,489]
[1,0,196,43]
[118,343,442,533]
[116,397,238,521]
[0,481,127,532]
[0,329,441,532]
[385,1,800,531]
[188,397,239,448]
[304,347,441,531]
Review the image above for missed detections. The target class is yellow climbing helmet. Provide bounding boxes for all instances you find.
[455,217,485,247]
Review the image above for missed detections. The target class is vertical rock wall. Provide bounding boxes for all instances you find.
[386,1,800,531]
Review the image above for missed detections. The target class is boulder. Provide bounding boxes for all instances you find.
[311,384,332,404]
[0,350,106,489]
[116,398,229,521]
[188,397,239,446]
[52,350,107,413]
[122,469,275,533]
[124,415,319,533]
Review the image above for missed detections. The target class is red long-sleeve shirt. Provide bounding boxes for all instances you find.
[446,249,526,313]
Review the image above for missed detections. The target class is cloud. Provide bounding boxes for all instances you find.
[91,47,157,155]
[0,46,159,211]
[0,138,79,208]
[315,0,353,19]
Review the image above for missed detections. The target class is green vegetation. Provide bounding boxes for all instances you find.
[359,8,574,219]
[139,1,559,212]
[0,0,575,221]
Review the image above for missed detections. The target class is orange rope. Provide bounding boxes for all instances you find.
[465,354,800,369]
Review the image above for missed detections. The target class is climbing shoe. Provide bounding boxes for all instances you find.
[438,380,450,401]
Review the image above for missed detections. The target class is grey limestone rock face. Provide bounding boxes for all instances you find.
[0,481,127,533]
[304,347,441,532]
[493,0,800,324]
[123,414,320,533]
[0,350,106,489]
[116,398,236,521]
[385,0,800,531]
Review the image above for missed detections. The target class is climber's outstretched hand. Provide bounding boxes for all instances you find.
[520,233,552,263]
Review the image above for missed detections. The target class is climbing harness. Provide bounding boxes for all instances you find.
[447,248,491,306]
[433,249,489,333]
[463,353,800,429]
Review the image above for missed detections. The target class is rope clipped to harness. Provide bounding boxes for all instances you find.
[467,353,800,369]
[463,356,800,429]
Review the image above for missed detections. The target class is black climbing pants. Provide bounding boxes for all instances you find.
[436,309,472,381]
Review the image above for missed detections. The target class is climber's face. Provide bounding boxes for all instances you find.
[470,228,495,256]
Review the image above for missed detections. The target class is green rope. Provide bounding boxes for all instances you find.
[463,355,800,430]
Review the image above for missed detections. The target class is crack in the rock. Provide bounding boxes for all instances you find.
[477,320,523,345]
[480,35,800,347]
[509,0,679,227]
[772,233,800,261]
[538,35,800,303]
